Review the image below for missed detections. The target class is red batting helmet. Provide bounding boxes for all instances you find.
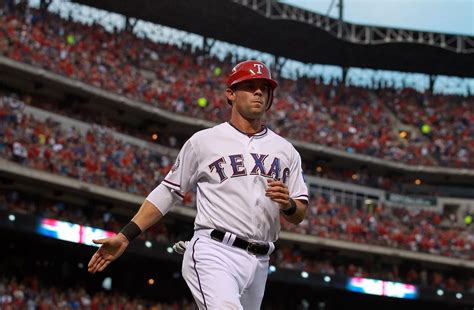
[227,60,278,109]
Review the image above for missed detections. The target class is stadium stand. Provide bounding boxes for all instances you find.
[2,188,473,294]
[0,276,198,310]
[3,93,474,260]
[1,6,472,168]
[0,91,462,197]
[1,0,473,309]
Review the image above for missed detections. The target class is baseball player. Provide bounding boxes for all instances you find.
[88,60,309,309]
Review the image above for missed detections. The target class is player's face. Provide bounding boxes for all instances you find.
[227,79,270,120]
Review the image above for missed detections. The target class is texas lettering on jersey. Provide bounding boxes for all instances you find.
[208,153,290,183]
[160,122,308,242]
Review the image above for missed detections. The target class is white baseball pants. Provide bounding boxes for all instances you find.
[182,229,272,310]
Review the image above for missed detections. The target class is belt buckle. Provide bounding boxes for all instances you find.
[246,242,263,255]
[246,242,257,255]
[210,230,223,242]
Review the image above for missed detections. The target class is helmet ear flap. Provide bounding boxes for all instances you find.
[266,89,273,110]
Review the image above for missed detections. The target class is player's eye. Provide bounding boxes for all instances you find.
[238,81,269,93]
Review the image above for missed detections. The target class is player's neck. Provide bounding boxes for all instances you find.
[229,116,263,135]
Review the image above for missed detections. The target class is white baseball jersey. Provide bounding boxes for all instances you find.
[162,122,308,242]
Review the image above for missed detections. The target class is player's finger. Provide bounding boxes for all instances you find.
[91,253,106,268]
[98,256,111,271]
[266,186,288,195]
[87,264,95,273]
[266,191,290,203]
[266,190,289,198]
[88,264,98,273]
[93,238,108,244]
[89,264,99,274]
[88,262,98,274]
[88,258,100,273]
[266,181,288,190]
[88,252,101,269]
[98,260,111,272]
[266,179,285,186]
[91,257,106,273]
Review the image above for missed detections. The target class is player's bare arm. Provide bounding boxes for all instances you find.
[265,179,307,224]
[87,200,163,274]
[130,199,164,232]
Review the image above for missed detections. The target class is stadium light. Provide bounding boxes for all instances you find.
[421,124,431,134]
[399,130,408,139]
[8,214,15,222]
[145,241,152,248]
[102,277,112,290]
[301,299,310,308]
[301,271,309,279]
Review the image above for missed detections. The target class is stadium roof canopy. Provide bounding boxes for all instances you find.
[71,0,474,77]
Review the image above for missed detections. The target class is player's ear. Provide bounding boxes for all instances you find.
[225,88,235,102]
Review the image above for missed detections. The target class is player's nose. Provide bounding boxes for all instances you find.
[253,86,265,95]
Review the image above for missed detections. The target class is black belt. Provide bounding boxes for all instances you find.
[210,229,270,256]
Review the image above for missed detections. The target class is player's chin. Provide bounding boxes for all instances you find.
[247,107,265,117]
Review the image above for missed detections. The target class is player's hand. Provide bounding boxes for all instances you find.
[87,233,129,274]
[265,179,291,210]
[172,240,189,255]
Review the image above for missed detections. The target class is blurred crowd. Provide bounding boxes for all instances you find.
[0,92,416,196]
[0,94,199,204]
[2,190,473,293]
[283,194,474,260]
[271,245,474,293]
[0,5,472,168]
[0,189,186,245]
[27,92,401,191]
[379,88,474,168]
[0,277,197,310]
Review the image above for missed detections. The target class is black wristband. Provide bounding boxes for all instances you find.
[120,221,142,242]
[282,198,297,216]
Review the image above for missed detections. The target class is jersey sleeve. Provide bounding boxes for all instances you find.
[288,148,309,202]
[161,138,199,197]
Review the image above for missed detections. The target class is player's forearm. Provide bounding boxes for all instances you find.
[282,199,307,224]
[130,199,164,232]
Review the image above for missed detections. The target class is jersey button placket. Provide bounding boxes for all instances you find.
[247,137,259,237]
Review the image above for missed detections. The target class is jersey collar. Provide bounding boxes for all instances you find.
[226,121,268,138]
